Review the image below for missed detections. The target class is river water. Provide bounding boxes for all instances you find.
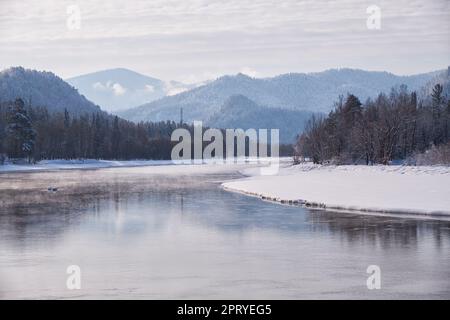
[0,165,449,299]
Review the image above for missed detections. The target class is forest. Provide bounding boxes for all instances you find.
[295,84,450,165]
[1,82,449,165]
[0,99,291,163]
[0,99,180,162]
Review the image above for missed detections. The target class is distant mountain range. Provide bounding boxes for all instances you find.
[66,68,196,113]
[0,67,101,116]
[206,95,314,143]
[1,66,448,144]
[118,68,444,125]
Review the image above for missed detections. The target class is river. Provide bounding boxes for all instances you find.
[0,165,449,299]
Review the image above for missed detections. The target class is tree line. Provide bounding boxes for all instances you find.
[0,99,292,164]
[0,99,183,162]
[295,84,450,165]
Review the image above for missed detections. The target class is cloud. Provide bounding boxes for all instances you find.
[178,71,225,84]
[166,87,188,96]
[0,0,449,78]
[93,81,106,90]
[112,83,126,96]
[92,81,126,95]
[240,67,259,78]
[144,84,154,92]
[164,81,189,96]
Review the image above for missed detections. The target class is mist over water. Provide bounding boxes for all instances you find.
[0,167,449,299]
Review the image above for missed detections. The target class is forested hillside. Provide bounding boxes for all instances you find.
[206,95,315,143]
[120,68,442,123]
[0,67,102,116]
[0,67,191,162]
[295,83,450,165]
[0,99,181,162]
[0,99,292,163]
[1,66,448,164]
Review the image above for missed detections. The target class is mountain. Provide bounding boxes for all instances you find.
[66,68,195,113]
[0,67,101,115]
[120,68,444,123]
[206,95,314,143]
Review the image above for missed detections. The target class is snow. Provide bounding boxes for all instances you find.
[3,159,449,217]
[222,163,450,216]
[0,159,174,173]
[0,158,274,173]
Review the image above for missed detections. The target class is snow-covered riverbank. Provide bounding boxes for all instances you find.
[3,159,449,216]
[0,158,287,173]
[222,163,450,216]
[0,159,175,173]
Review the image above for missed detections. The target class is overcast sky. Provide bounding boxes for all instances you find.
[0,0,449,82]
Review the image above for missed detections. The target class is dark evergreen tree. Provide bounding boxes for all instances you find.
[6,98,36,162]
[296,84,450,164]
[112,116,121,159]
[431,84,444,144]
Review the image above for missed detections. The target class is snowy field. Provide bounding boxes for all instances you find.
[222,163,450,216]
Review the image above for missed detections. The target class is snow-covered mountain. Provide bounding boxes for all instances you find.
[66,68,195,113]
[0,67,102,115]
[206,95,314,143]
[120,68,444,123]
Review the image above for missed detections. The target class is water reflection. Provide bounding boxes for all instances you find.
[0,167,449,299]
[304,210,450,250]
[2,171,449,249]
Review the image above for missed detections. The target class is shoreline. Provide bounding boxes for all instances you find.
[0,159,175,174]
[0,158,286,174]
[3,159,450,219]
[222,185,450,220]
[222,163,450,219]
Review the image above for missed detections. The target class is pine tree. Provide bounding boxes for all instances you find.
[6,98,36,162]
[0,111,5,163]
[112,116,121,159]
[432,84,444,107]
[63,108,70,159]
[431,84,444,144]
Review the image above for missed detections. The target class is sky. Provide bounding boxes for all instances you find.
[0,0,449,83]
